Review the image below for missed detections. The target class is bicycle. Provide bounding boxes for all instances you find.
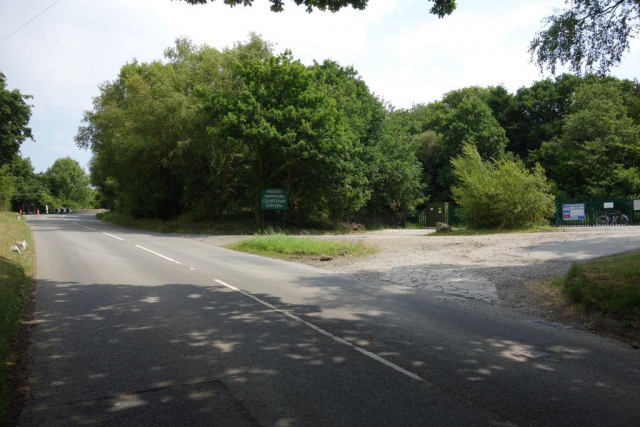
[596,210,629,226]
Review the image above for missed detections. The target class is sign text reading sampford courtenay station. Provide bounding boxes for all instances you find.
[261,188,288,210]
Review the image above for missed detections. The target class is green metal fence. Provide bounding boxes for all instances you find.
[554,198,639,226]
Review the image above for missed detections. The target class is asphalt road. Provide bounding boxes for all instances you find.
[19,215,640,426]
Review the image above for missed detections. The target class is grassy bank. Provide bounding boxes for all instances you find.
[225,234,376,259]
[96,212,383,235]
[427,224,560,236]
[0,212,35,419]
[555,252,640,330]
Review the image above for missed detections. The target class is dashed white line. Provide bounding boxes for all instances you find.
[135,245,181,265]
[83,226,96,231]
[102,232,124,241]
[213,279,425,383]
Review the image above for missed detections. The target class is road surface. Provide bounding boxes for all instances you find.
[19,215,640,426]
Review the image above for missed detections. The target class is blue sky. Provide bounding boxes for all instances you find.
[1,0,639,173]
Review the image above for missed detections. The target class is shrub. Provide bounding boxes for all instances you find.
[451,144,555,229]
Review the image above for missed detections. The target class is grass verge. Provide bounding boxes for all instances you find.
[225,234,376,259]
[0,212,35,421]
[96,212,382,235]
[428,224,560,236]
[554,252,640,331]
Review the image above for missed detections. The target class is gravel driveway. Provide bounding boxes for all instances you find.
[198,227,640,308]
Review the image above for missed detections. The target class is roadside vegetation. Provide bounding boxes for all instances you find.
[555,252,640,332]
[96,212,385,235]
[225,234,375,259]
[450,144,555,230]
[428,225,560,236]
[0,213,35,420]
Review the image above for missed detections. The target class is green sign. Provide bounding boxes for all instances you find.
[261,188,288,210]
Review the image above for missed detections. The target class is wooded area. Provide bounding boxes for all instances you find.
[71,36,640,226]
[2,33,639,228]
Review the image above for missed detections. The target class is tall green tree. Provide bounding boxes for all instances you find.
[7,155,53,210]
[78,36,425,223]
[533,81,640,198]
[0,72,33,166]
[407,89,508,200]
[45,157,92,208]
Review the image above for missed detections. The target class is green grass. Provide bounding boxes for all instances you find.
[96,212,381,235]
[427,224,561,236]
[555,252,640,329]
[225,234,376,259]
[0,212,35,420]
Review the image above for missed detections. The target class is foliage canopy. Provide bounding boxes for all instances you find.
[0,72,33,166]
[531,0,640,74]
[178,0,457,15]
[77,36,424,223]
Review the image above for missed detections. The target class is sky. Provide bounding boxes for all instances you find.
[1,0,639,173]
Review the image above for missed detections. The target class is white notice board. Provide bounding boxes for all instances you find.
[562,204,585,221]
[635,200,640,211]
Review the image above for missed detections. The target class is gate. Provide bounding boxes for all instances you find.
[554,198,639,226]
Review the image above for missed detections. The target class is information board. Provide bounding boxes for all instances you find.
[261,188,288,210]
[603,202,614,209]
[634,200,640,211]
[562,203,585,221]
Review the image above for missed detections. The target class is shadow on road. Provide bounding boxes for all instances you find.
[19,274,640,426]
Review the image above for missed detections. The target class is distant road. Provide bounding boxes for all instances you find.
[20,215,640,426]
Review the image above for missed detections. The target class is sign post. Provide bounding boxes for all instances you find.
[562,203,585,221]
[260,188,288,230]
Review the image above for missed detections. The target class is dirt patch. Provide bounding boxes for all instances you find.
[286,227,640,346]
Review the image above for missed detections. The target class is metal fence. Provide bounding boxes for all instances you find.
[554,198,639,227]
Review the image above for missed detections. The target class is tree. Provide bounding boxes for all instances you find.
[530,0,640,74]
[508,74,583,157]
[45,157,92,208]
[78,36,425,223]
[451,144,555,229]
[178,0,456,15]
[0,72,33,166]
[407,89,508,200]
[7,155,53,210]
[532,81,640,198]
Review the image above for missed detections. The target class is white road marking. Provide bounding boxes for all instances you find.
[213,279,425,383]
[83,226,96,231]
[135,245,182,265]
[103,232,124,241]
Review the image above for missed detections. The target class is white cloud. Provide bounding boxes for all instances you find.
[365,2,563,106]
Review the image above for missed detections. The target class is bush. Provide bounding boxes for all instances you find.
[451,144,555,229]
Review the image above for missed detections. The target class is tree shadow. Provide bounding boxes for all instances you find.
[19,272,640,426]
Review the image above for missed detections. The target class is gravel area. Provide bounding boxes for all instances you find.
[198,227,640,311]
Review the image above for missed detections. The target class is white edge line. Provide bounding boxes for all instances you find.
[135,245,181,265]
[103,232,124,241]
[213,279,424,382]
